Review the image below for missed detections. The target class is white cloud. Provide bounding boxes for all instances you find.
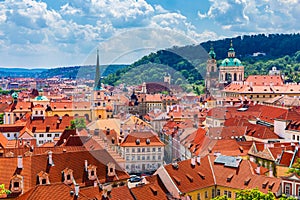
[199,0,300,33]
[60,3,83,16]
[0,0,220,67]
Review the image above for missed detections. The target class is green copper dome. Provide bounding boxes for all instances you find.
[221,58,242,67]
[12,92,18,99]
[209,49,216,59]
[34,95,49,101]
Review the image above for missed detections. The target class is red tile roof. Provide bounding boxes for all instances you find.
[0,149,129,193]
[16,183,90,200]
[130,175,169,200]
[245,75,284,86]
[120,131,164,147]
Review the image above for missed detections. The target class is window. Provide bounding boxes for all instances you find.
[39,141,43,144]
[47,134,51,137]
[55,133,59,137]
[205,191,208,198]
[298,136,300,141]
[40,134,44,137]
[142,148,145,152]
[216,189,220,196]
[142,156,145,160]
[158,155,161,160]
[212,189,215,198]
[158,147,162,152]
[126,156,129,161]
[257,95,259,98]
[147,148,150,152]
[67,174,71,180]
[41,111,43,115]
[137,156,140,160]
[152,148,156,152]
[132,148,135,153]
[152,155,156,160]
[41,179,47,185]
[285,184,291,195]
[126,148,129,153]
[228,191,232,198]
[13,182,19,188]
[35,111,38,115]
[7,133,10,137]
[224,190,228,196]
[132,156,135,161]
[137,148,141,153]
[197,193,201,200]
[293,135,296,140]
[298,187,300,196]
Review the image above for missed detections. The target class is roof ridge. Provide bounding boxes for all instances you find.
[208,156,216,185]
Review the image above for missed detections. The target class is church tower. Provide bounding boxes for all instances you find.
[205,43,218,94]
[219,40,244,85]
[91,49,108,121]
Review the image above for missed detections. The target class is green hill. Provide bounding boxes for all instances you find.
[104,33,300,93]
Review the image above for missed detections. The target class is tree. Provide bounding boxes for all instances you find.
[289,158,300,175]
[0,184,10,195]
[0,114,3,124]
[235,188,274,200]
[70,118,86,130]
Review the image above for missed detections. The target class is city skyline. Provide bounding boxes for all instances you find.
[0,0,299,68]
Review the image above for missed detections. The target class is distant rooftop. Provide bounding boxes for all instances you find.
[214,155,242,168]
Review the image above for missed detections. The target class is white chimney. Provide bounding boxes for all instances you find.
[17,155,23,169]
[256,165,261,175]
[269,167,273,177]
[191,157,196,166]
[75,184,79,196]
[196,156,201,165]
[85,160,88,171]
[48,151,54,166]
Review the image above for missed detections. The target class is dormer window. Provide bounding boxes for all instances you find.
[87,165,97,181]
[136,139,140,145]
[62,168,74,185]
[10,175,23,193]
[107,162,116,177]
[37,171,50,185]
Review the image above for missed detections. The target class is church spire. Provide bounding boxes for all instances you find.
[228,40,235,58]
[94,49,102,90]
[209,42,216,59]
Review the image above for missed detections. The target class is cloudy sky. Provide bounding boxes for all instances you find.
[0,0,299,68]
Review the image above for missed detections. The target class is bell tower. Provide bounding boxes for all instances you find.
[205,43,218,94]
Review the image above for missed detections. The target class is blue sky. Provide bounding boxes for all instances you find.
[0,0,299,68]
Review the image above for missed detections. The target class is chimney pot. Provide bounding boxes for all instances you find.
[75,184,79,196]
[191,157,196,167]
[196,156,201,165]
[48,151,54,166]
[85,160,88,171]
[17,155,23,169]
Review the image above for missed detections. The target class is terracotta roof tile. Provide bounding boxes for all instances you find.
[120,131,164,147]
